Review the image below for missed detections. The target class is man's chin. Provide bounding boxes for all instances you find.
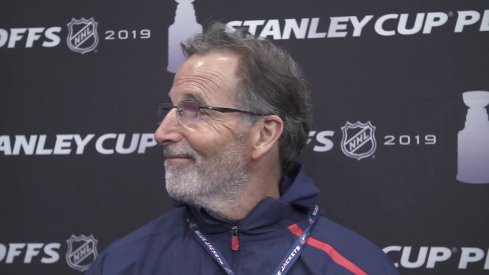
[166,190,200,206]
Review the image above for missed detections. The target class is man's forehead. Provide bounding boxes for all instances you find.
[169,52,241,103]
[192,54,236,67]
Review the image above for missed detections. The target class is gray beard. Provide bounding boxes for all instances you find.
[164,137,249,214]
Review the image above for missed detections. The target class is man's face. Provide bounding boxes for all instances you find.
[154,51,253,206]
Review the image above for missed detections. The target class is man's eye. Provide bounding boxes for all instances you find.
[177,109,185,116]
[199,108,211,115]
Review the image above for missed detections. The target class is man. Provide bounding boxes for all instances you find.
[86,22,399,274]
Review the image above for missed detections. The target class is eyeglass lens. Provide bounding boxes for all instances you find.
[157,101,201,126]
[178,101,200,125]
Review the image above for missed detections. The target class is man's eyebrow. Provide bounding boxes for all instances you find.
[168,91,208,104]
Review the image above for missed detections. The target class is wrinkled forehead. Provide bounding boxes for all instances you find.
[170,51,242,105]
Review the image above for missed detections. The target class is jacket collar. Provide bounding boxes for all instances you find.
[183,162,320,234]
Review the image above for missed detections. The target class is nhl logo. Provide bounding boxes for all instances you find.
[341,121,377,160]
[66,18,99,54]
[66,234,98,272]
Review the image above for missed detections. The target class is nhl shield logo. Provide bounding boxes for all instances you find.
[66,234,98,272]
[341,121,377,160]
[66,18,99,54]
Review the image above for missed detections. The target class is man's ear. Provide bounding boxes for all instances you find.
[251,115,284,160]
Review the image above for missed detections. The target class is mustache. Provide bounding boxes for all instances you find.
[163,143,198,159]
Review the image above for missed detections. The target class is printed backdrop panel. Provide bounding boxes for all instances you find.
[1,0,488,274]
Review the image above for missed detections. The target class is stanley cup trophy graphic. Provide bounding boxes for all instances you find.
[167,0,203,73]
[457,91,489,184]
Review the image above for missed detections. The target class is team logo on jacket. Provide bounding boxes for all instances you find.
[341,121,377,160]
[66,18,99,54]
[66,234,98,271]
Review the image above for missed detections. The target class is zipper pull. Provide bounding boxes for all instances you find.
[231,226,240,251]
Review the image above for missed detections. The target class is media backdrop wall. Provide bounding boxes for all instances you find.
[1,1,489,274]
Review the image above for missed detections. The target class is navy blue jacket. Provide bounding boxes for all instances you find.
[86,164,399,274]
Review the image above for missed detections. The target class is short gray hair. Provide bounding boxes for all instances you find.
[181,22,312,173]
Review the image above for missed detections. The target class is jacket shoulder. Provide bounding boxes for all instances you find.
[85,208,187,275]
[113,208,184,247]
[305,216,399,274]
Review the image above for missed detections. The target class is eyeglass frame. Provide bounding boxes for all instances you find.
[156,100,273,126]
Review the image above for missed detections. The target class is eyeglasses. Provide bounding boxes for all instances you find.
[157,100,271,127]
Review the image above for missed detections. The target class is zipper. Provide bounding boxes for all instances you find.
[231,226,240,251]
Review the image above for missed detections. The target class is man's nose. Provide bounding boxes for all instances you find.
[154,109,182,146]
